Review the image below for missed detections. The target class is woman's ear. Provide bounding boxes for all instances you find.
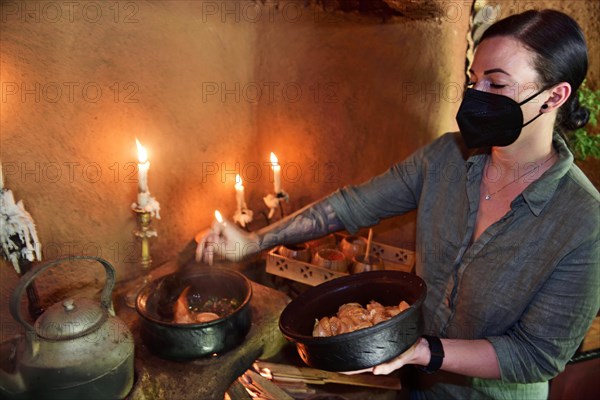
[542,82,572,112]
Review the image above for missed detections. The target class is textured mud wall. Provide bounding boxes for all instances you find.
[0,0,471,328]
[251,2,470,213]
[0,0,258,326]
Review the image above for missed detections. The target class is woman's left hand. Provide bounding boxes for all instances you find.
[341,338,428,375]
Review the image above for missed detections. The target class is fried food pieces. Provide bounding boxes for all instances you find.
[312,300,410,337]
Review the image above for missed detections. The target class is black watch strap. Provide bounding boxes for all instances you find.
[420,335,445,374]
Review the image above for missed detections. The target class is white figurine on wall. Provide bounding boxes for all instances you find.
[0,164,42,274]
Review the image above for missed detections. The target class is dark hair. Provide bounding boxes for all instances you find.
[480,9,589,132]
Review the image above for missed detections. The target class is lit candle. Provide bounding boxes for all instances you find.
[135,139,150,208]
[235,174,245,213]
[136,139,150,192]
[270,152,281,194]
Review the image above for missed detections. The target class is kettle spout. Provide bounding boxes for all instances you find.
[0,371,26,399]
[0,336,26,398]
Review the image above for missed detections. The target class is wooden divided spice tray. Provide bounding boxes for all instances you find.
[266,233,415,286]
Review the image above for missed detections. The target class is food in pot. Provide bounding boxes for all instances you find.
[312,300,411,337]
[173,286,240,324]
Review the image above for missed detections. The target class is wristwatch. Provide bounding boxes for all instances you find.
[419,335,445,374]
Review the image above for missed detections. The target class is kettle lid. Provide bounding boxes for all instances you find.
[34,298,106,340]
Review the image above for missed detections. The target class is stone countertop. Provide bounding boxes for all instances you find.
[113,259,290,400]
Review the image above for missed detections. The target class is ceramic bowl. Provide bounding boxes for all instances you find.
[278,243,311,263]
[313,249,348,272]
[279,270,426,371]
[350,254,385,274]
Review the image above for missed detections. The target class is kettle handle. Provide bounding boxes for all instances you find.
[9,256,116,332]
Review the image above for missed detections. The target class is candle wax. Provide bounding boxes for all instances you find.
[235,175,245,212]
[273,165,281,194]
[137,192,150,209]
[235,186,244,212]
[138,161,150,193]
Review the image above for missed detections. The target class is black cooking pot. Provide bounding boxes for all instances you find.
[136,268,252,361]
[279,270,426,372]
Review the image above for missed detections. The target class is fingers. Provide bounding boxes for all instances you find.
[194,228,212,263]
[195,238,205,263]
[195,236,212,266]
[372,354,409,375]
[194,228,212,245]
[339,367,374,375]
[373,359,404,375]
[371,340,420,375]
[195,230,223,266]
[194,221,259,265]
[206,239,214,266]
[339,357,404,376]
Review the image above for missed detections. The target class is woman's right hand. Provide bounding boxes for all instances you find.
[341,338,427,375]
[195,219,261,265]
[194,199,342,265]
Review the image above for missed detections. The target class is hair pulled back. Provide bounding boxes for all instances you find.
[480,9,589,132]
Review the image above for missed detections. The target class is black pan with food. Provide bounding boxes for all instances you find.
[279,270,426,371]
[136,268,252,361]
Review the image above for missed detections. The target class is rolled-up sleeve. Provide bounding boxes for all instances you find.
[326,143,434,233]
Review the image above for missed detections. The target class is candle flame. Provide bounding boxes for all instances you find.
[270,152,279,166]
[235,174,242,187]
[215,210,223,223]
[136,138,148,163]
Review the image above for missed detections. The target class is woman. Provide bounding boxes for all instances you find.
[199,9,599,399]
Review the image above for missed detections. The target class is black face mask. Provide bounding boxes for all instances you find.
[456,88,547,148]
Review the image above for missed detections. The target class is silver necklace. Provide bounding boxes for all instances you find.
[484,152,556,200]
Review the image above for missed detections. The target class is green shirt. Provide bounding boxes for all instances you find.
[327,132,600,399]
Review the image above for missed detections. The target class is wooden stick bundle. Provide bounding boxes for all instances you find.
[254,361,402,391]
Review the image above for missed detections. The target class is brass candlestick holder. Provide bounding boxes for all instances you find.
[125,208,157,308]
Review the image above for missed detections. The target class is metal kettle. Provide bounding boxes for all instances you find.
[0,256,135,400]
